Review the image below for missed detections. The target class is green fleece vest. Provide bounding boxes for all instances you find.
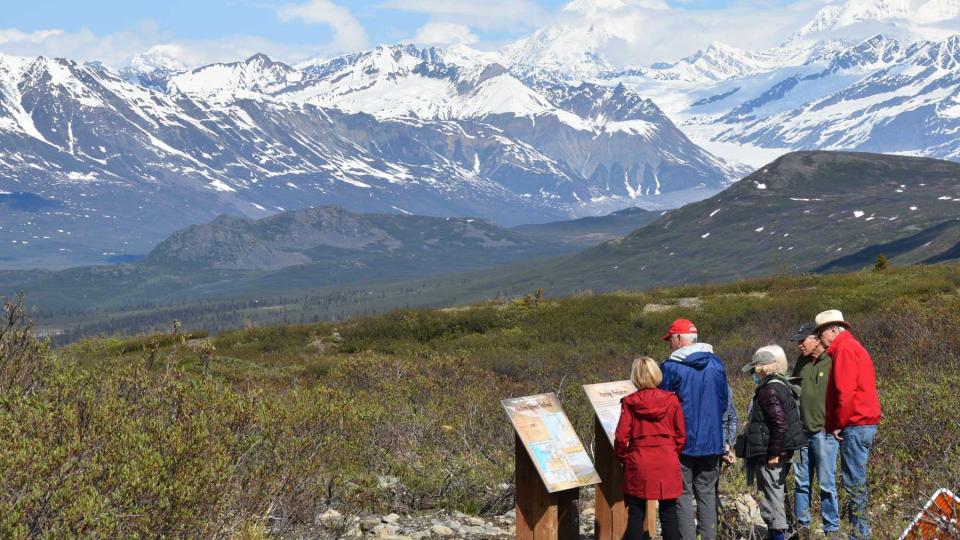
[792,352,832,433]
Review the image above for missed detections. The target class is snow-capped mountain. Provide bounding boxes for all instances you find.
[710,34,960,157]
[794,0,912,37]
[616,42,823,83]
[167,53,303,103]
[791,0,960,41]
[115,45,191,91]
[0,45,740,269]
[8,0,960,270]
[525,0,960,166]
[642,29,960,163]
[500,0,653,82]
[173,45,741,195]
[503,23,616,82]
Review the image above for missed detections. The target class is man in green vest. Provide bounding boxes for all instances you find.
[790,322,840,538]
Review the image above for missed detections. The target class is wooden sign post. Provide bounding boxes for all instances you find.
[503,393,601,540]
[593,418,658,539]
[515,434,580,540]
[593,415,627,540]
[583,381,657,540]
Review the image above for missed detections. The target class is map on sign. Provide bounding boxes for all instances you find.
[898,488,960,540]
[583,380,638,446]
[502,393,601,493]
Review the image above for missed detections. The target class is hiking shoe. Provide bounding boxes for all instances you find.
[790,526,810,540]
[823,531,844,539]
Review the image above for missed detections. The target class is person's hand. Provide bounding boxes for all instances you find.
[832,429,844,442]
[766,455,780,469]
[723,444,737,464]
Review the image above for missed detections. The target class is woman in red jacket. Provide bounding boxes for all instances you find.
[614,356,686,540]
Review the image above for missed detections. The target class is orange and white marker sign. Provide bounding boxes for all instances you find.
[898,488,960,540]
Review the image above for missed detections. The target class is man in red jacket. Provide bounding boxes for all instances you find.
[815,310,882,539]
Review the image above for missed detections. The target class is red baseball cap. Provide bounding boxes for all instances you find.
[662,318,698,341]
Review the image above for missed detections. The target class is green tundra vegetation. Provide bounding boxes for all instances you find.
[2,263,959,537]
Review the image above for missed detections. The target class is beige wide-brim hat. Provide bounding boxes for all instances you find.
[814,309,852,334]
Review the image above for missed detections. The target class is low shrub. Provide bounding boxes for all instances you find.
[3,264,960,536]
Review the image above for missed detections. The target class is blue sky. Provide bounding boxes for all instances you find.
[4,0,562,48]
[7,1,421,44]
[0,0,819,67]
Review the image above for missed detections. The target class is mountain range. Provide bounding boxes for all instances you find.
[7,150,960,337]
[0,44,738,269]
[528,0,960,165]
[344,151,960,305]
[5,0,960,273]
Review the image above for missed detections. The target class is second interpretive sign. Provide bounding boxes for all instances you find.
[583,380,637,445]
[502,392,601,493]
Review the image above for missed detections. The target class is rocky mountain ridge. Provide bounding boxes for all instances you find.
[0,204,651,312]
[0,47,739,269]
[494,0,960,166]
[535,151,960,290]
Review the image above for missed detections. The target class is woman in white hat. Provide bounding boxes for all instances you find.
[740,345,807,540]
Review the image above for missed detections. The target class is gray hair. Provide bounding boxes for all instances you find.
[678,333,698,344]
[822,325,846,336]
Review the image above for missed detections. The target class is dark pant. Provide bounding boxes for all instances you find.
[626,495,680,540]
[678,455,721,540]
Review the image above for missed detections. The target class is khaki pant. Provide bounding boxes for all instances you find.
[755,460,790,532]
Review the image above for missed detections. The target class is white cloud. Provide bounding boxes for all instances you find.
[383,0,824,66]
[0,28,64,44]
[380,0,547,31]
[412,22,479,46]
[536,0,823,66]
[276,0,368,52]
[0,22,329,69]
[0,0,885,75]
[0,24,161,66]
[131,36,328,68]
[563,0,670,13]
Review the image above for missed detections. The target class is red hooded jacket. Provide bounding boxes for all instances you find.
[824,330,882,432]
[613,388,686,500]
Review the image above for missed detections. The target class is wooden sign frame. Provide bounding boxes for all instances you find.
[503,392,601,539]
[515,434,580,540]
[584,382,657,540]
[502,393,601,493]
[593,415,628,540]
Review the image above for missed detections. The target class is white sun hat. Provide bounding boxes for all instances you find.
[814,309,851,334]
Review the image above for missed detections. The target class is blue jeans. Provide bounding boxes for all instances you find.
[840,425,877,539]
[794,431,840,532]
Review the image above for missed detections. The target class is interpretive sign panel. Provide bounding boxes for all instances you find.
[583,380,637,445]
[502,392,601,493]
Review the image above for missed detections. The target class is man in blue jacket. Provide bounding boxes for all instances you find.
[659,318,732,540]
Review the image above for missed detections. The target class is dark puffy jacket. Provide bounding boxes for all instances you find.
[659,344,729,457]
[745,375,807,460]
